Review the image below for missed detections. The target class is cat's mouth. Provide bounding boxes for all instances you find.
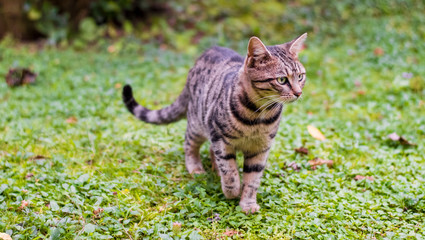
[278,95,299,103]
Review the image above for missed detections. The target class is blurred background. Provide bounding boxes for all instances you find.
[1,0,424,51]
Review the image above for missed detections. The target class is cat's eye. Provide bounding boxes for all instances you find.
[298,74,304,81]
[276,77,288,85]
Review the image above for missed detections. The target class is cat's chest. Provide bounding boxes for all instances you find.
[232,124,277,151]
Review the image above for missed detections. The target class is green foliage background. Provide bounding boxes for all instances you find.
[20,0,425,49]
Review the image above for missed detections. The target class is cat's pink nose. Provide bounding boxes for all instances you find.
[294,91,302,97]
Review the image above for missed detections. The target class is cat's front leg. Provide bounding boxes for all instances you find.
[240,147,270,214]
[211,142,241,199]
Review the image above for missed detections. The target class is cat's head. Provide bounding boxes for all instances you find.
[244,33,307,103]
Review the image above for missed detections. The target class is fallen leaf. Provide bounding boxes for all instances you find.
[398,136,416,146]
[107,45,116,53]
[19,200,29,209]
[308,158,334,168]
[86,159,94,165]
[387,132,416,146]
[295,147,309,155]
[223,229,241,237]
[5,68,37,87]
[356,90,366,95]
[29,155,49,161]
[0,233,12,240]
[66,116,78,124]
[114,83,122,89]
[374,47,384,56]
[25,173,34,179]
[287,161,300,171]
[307,125,326,141]
[93,208,104,217]
[354,175,374,181]
[388,132,400,141]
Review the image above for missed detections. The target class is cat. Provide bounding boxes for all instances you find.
[122,33,307,213]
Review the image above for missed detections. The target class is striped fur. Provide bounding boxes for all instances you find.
[123,33,307,214]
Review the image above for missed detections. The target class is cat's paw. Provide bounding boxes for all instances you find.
[240,201,260,214]
[222,186,240,199]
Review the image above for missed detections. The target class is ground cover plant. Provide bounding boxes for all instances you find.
[1,6,425,240]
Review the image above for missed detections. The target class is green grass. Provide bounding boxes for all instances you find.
[1,13,425,239]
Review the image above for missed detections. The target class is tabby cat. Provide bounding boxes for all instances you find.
[123,33,307,213]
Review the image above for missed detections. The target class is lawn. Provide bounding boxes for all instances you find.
[1,11,425,240]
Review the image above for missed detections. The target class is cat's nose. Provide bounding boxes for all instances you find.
[294,91,302,97]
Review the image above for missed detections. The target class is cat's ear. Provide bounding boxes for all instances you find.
[288,33,307,56]
[247,37,271,58]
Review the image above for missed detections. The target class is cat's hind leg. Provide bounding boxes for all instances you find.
[184,128,206,174]
[209,146,220,176]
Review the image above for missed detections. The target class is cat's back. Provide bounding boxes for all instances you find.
[197,46,244,66]
[187,46,244,90]
[193,46,244,70]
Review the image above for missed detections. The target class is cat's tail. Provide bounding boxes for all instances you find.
[122,84,189,125]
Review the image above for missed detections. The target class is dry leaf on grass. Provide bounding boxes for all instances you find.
[287,161,301,171]
[66,116,78,124]
[387,132,416,146]
[5,68,37,87]
[307,125,326,141]
[356,90,366,95]
[295,147,309,155]
[0,233,12,240]
[29,155,49,161]
[19,200,29,209]
[86,160,94,165]
[223,229,241,237]
[107,45,117,53]
[114,83,122,89]
[354,175,374,181]
[25,173,34,179]
[308,158,334,168]
[93,208,104,218]
[374,47,384,56]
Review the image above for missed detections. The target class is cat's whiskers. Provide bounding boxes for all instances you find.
[249,98,277,119]
[252,95,277,104]
[264,98,289,119]
[268,101,283,118]
[250,95,280,114]
[256,96,282,120]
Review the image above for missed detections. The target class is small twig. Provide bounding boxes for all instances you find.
[120,223,134,240]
